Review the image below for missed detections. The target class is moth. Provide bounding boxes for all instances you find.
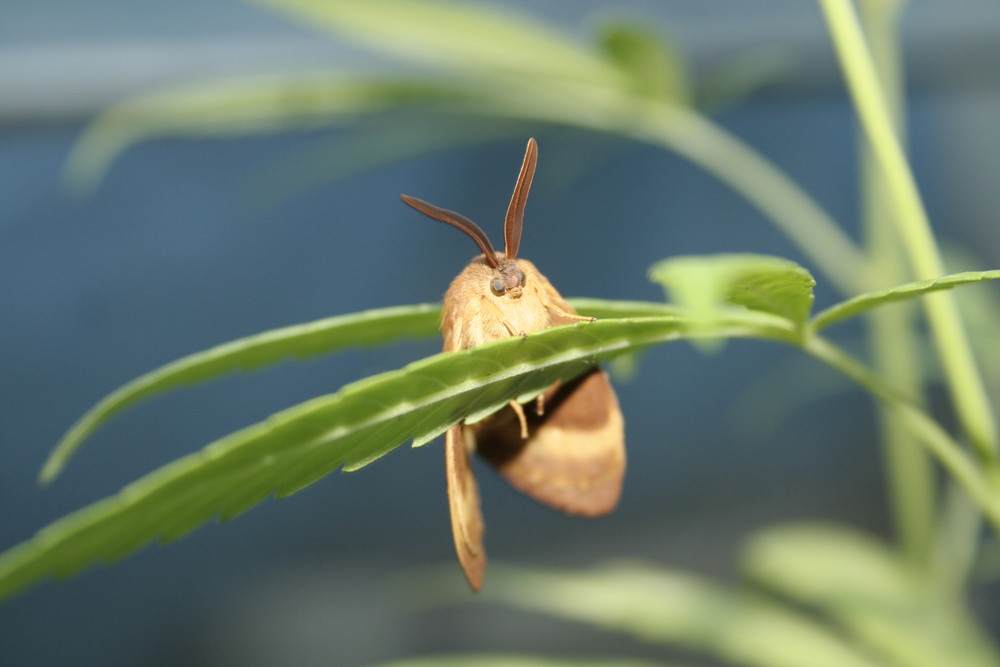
[400,138,625,590]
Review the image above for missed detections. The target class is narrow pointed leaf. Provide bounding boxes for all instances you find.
[41,303,442,484]
[65,75,472,193]
[249,0,623,86]
[3,309,798,602]
[649,254,816,334]
[475,563,884,667]
[744,523,1000,667]
[810,269,1000,331]
[247,116,529,206]
[42,299,672,483]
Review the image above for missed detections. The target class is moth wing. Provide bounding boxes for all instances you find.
[445,423,486,590]
[474,368,625,516]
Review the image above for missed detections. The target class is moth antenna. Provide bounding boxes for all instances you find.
[400,194,500,268]
[504,137,537,260]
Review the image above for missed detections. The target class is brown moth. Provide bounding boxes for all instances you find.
[400,138,625,591]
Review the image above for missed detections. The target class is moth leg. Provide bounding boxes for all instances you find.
[547,301,595,323]
[526,272,596,323]
[535,287,595,323]
[534,393,546,417]
[479,295,523,337]
[505,323,530,339]
[507,400,529,439]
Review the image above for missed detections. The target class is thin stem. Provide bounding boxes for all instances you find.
[818,0,998,466]
[804,335,1000,533]
[857,0,937,574]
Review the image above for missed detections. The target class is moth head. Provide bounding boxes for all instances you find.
[400,138,539,299]
[490,260,527,298]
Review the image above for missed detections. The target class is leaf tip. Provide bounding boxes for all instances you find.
[37,457,64,487]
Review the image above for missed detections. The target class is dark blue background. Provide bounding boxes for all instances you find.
[2,1,999,665]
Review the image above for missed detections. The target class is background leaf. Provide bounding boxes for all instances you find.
[598,22,690,104]
[374,656,673,667]
[65,75,473,193]
[743,523,1000,667]
[470,563,885,667]
[249,0,623,84]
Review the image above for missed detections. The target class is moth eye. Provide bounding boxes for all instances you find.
[490,278,507,296]
[516,269,526,285]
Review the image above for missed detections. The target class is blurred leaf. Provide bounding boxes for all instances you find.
[4,304,799,603]
[249,0,623,85]
[65,0,866,302]
[245,115,530,207]
[697,46,797,110]
[478,562,885,667]
[65,74,472,193]
[811,269,1000,331]
[65,0,865,302]
[649,254,816,340]
[744,523,1000,667]
[375,655,674,667]
[68,0,632,193]
[607,350,645,383]
[42,299,672,483]
[598,22,690,104]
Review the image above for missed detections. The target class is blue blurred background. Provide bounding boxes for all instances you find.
[2,1,999,665]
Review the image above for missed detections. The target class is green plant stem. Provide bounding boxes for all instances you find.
[804,335,1000,533]
[867,231,938,570]
[857,0,937,574]
[818,0,998,468]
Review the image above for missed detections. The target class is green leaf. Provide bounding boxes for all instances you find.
[41,299,672,483]
[374,656,674,667]
[598,21,690,104]
[474,563,885,667]
[4,307,799,603]
[41,303,442,484]
[249,0,623,86]
[810,269,1000,331]
[2,304,796,601]
[743,523,1000,667]
[568,297,684,320]
[648,254,816,337]
[65,74,472,193]
[67,0,630,193]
